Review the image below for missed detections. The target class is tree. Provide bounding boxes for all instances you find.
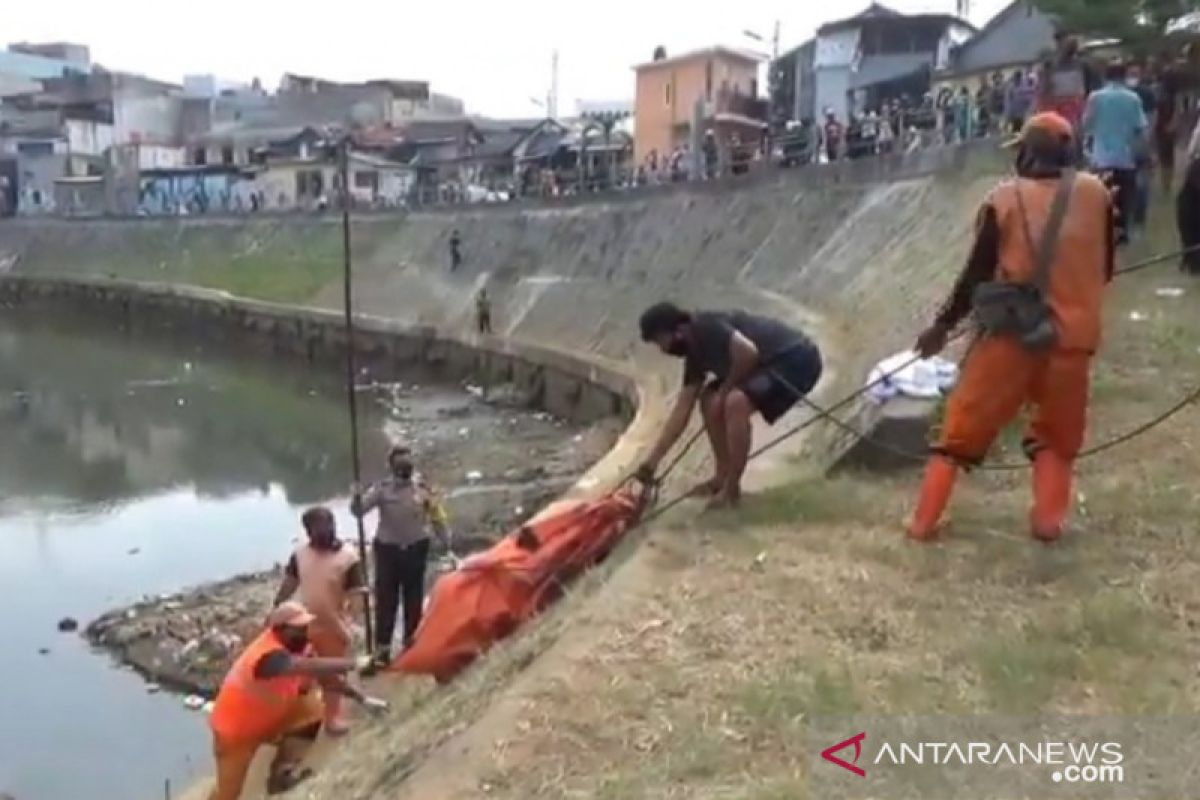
[1033,0,1198,44]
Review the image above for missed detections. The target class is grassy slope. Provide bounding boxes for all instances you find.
[378,200,1200,799]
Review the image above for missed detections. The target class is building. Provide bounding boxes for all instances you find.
[0,42,91,82]
[632,45,766,166]
[934,0,1058,93]
[773,39,818,123]
[800,3,974,123]
[0,67,182,213]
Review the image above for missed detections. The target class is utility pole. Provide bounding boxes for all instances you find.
[549,50,559,119]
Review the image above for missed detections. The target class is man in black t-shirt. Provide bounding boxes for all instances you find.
[635,302,823,508]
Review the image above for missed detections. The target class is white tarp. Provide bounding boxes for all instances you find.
[865,350,958,404]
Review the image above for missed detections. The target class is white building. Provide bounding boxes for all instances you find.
[810,2,975,122]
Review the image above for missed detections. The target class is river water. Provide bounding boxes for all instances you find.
[0,312,597,800]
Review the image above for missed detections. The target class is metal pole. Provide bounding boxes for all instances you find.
[340,137,375,652]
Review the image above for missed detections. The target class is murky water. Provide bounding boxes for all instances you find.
[0,312,595,800]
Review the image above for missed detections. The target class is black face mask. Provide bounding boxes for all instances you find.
[279,628,309,653]
[664,336,689,357]
[391,459,415,481]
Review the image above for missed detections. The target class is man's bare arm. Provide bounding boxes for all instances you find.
[642,384,702,472]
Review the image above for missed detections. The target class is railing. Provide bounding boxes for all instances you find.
[3,124,1009,219]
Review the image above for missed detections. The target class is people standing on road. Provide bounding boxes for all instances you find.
[352,446,452,665]
[702,132,719,179]
[1152,52,1185,194]
[206,602,384,800]
[449,229,463,272]
[988,71,1007,135]
[954,87,973,143]
[823,110,844,163]
[1176,112,1200,273]
[860,111,879,156]
[1004,70,1035,134]
[975,79,993,138]
[908,112,1114,543]
[1127,62,1158,230]
[476,288,493,334]
[272,507,365,736]
[1038,31,1093,132]
[878,109,896,155]
[1083,61,1147,244]
[634,303,823,509]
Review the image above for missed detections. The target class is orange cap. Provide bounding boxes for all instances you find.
[266,600,315,628]
[1003,112,1074,148]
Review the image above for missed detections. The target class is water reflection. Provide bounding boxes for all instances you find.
[0,312,381,513]
[0,311,385,800]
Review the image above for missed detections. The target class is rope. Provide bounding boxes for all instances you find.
[1114,242,1200,276]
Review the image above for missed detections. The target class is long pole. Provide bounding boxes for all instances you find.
[340,137,374,652]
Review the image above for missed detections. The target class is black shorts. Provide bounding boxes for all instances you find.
[708,343,823,425]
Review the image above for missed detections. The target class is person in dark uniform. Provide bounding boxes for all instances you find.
[635,302,823,508]
[449,229,462,271]
[476,288,492,334]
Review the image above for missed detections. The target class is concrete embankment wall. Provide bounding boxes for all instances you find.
[0,142,1009,486]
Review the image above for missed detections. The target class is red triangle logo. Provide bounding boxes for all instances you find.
[821,732,867,777]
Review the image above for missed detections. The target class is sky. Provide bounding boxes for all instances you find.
[6,0,1013,117]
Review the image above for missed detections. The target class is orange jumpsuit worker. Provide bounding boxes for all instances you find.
[273,506,366,736]
[910,112,1115,542]
[207,601,384,799]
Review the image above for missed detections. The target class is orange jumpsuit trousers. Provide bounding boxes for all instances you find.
[209,690,323,800]
[910,335,1091,541]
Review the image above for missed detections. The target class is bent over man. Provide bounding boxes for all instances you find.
[207,602,382,799]
[909,112,1115,542]
[636,303,823,508]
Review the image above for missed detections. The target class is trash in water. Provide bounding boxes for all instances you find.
[466,470,483,482]
[465,384,484,398]
[38,647,50,656]
[176,398,186,406]
[127,547,140,556]
[1129,311,1148,321]
[147,684,161,694]
[572,434,583,443]
[1156,287,1185,298]
[183,695,206,710]
[125,609,137,620]
[458,427,469,437]
[514,506,525,516]
[57,617,78,633]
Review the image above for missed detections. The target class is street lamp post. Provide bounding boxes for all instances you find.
[744,21,781,162]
